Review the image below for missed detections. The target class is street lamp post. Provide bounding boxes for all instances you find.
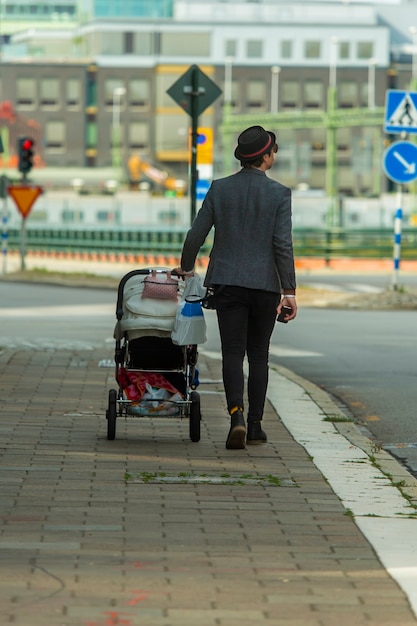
[270,65,281,113]
[223,56,234,175]
[326,36,339,230]
[409,26,417,89]
[329,36,339,89]
[112,86,126,173]
[367,58,380,197]
[368,57,376,110]
[224,56,233,107]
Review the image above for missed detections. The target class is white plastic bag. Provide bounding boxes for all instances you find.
[171,300,207,345]
[183,273,207,302]
[142,383,171,409]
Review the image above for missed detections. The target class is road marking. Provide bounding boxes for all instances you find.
[306,282,347,292]
[269,345,322,358]
[202,347,322,360]
[306,281,384,294]
[345,283,384,294]
[0,337,103,350]
[0,304,114,317]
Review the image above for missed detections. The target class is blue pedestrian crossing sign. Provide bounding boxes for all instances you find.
[383,140,417,184]
[384,90,417,134]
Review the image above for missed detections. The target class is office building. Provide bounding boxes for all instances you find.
[0,0,415,195]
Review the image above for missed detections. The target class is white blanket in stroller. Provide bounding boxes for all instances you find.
[114,273,184,341]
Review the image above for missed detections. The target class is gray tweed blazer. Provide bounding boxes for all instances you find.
[181,168,296,293]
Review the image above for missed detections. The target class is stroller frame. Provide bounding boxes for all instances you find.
[106,268,201,442]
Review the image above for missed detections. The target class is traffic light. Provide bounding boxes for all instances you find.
[18,137,34,175]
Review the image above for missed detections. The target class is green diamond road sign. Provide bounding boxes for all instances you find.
[167,64,222,117]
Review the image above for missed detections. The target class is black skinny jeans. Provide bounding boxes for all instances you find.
[215,285,280,422]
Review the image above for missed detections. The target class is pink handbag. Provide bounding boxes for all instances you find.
[142,270,178,301]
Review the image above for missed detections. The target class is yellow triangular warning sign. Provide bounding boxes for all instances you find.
[8,185,43,218]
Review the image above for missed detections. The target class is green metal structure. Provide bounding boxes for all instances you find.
[221,87,385,226]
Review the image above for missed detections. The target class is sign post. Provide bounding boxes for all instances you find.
[384,90,417,134]
[167,64,221,224]
[7,184,43,270]
[383,90,417,289]
[0,175,9,274]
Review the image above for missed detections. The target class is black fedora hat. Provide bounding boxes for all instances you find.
[234,125,277,161]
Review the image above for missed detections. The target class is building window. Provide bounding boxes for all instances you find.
[129,78,150,111]
[311,127,325,152]
[247,40,263,58]
[16,78,36,108]
[282,80,300,108]
[156,114,189,153]
[225,39,237,58]
[104,80,125,109]
[128,122,149,151]
[339,81,357,108]
[40,78,60,109]
[281,40,292,59]
[360,82,369,107]
[125,32,134,54]
[304,40,321,59]
[221,79,240,111]
[339,41,350,59]
[304,81,323,108]
[337,128,350,151]
[158,72,182,108]
[45,120,65,152]
[246,79,267,111]
[357,41,374,59]
[101,32,124,55]
[133,32,153,55]
[161,32,210,56]
[66,79,81,109]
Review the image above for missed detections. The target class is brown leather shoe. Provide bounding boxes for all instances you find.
[226,411,246,449]
[246,420,267,445]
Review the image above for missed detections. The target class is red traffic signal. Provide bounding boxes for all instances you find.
[18,136,35,175]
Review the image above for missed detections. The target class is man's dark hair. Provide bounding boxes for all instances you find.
[240,154,267,168]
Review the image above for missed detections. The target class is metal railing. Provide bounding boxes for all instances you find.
[293,228,410,259]
[5,226,417,260]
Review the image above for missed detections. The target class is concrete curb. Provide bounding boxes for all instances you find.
[266,362,417,617]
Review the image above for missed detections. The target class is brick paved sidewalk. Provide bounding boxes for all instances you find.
[0,347,416,626]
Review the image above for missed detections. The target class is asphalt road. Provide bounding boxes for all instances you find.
[0,281,114,350]
[280,272,417,476]
[1,278,416,477]
[297,271,417,293]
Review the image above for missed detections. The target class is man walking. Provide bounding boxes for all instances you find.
[177,125,297,449]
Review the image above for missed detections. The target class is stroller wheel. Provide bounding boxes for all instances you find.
[189,391,201,443]
[106,389,117,440]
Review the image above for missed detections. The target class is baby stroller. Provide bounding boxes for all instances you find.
[106,268,202,442]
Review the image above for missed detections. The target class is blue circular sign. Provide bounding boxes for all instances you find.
[383,141,417,184]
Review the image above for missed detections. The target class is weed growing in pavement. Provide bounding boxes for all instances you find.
[367,456,417,516]
[124,471,289,487]
[323,414,353,423]
[370,440,383,453]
